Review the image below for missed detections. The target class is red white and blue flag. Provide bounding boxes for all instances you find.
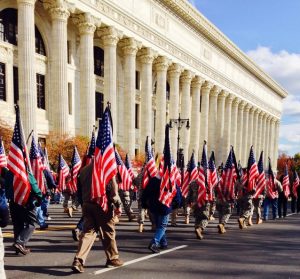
[7,106,31,206]
[91,106,117,211]
[142,136,157,189]
[69,146,82,193]
[115,149,132,191]
[0,137,7,169]
[266,158,277,199]
[282,164,290,198]
[254,151,266,199]
[246,146,259,192]
[57,154,69,192]
[125,153,135,180]
[182,152,198,198]
[197,141,208,207]
[207,151,217,201]
[292,169,299,198]
[86,129,96,166]
[30,136,46,194]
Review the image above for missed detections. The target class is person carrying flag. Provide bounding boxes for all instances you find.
[278,163,290,218]
[291,168,300,213]
[141,125,181,253]
[72,105,123,273]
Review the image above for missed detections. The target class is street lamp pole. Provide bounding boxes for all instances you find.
[169,113,190,169]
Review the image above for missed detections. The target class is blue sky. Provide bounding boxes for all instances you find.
[189,0,300,156]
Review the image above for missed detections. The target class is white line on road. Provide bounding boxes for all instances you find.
[93,245,188,275]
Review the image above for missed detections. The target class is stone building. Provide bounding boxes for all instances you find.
[0,0,287,168]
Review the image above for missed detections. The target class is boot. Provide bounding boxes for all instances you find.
[238,217,246,229]
[171,210,177,226]
[138,223,144,233]
[248,217,253,226]
[185,216,190,224]
[195,228,204,240]
[67,207,73,218]
[218,224,226,234]
[256,218,263,224]
[209,215,215,221]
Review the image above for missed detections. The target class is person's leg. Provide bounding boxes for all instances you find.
[291,195,296,213]
[283,196,288,217]
[195,203,210,239]
[9,202,25,242]
[263,198,270,220]
[151,214,169,246]
[278,193,283,218]
[272,198,278,219]
[0,228,6,279]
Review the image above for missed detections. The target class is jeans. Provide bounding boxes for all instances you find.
[151,214,169,247]
[41,197,50,217]
[263,198,278,220]
[278,192,288,218]
[77,217,84,231]
[36,206,46,226]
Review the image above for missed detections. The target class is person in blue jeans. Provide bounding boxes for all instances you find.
[142,176,182,253]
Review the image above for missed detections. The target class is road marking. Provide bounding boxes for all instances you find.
[93,245,188,275]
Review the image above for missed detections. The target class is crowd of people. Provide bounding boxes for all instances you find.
[0,105,299,277]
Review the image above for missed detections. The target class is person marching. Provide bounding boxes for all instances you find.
[216,146,237,234]
[278,163,290,218]
[142,124,181,253]
[251,151,266,224]
[72,105,123,273]
[291,169,300,213]
[238,146,259,229]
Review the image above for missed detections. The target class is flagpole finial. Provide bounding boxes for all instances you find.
[107,101,111,110]
[203,140,207,145]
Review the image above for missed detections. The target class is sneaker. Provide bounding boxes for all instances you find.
[72,228,80,241]
[39,223,49,230]
[47,216,52,221]
[13,243,30,255]
[105,258,124,268]
[148,243,160,253]
[72,259,84,273]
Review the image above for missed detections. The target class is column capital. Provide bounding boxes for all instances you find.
[210,85,221,97]
[218,90,229,99]
[244,103,252,112]
[137,47,158,64]
[201,81,214,93]
[191,76,205,89]
[98,26,123,47]
[72,13,100,35]
[259,111,267,117]
[43,1,71,21]
[232,97,241,107]
[271,116,277,123]
[168,63,183,78]
[119,37,142,56]
[254,108,262,115]
[17,0,36,5]
[154,56,171,72]
[249,106,256,114]
[180,70,194,84]
[238,100,246,110]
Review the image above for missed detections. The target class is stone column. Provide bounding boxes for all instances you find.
[180,70,193,161]
[269,117,276,166]
[252,109,259,156]
[120,38,141,157]
[73,13,97,137]
[17,0,36,138]
[248,106,254,150]
[208,85,220,154]
[199,81,213,158]
[189,76,204,162]
[242,104,251,165]
[273,120,280,170]
[45,2,70,135]
[256,111,264,159]
[216,90,228,165]
[154,56,170,155]
[98,26,122,140]
[138,48,157,149]
[236,101,245,163]
[223,94,234,164]
[230,98,240,151]
[265,116,271,163]
[168,63,182,160]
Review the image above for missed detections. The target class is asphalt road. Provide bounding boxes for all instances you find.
[3,203,300,279]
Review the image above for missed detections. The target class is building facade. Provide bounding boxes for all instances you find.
[0,0,287,169]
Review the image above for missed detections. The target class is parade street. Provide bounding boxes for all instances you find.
[2,204,300,279]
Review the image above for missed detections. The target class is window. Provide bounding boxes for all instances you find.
[0,9,17,45]
[38,137,46,149]
[35,27,46,56]
[94,47,104,77]
[13,67,18,104]
[67,41,71,64]
[0,63,6,101]
[36,74,45,109]
[135,149,139,157]
[135,103,140,129]
[135,71,140,90]
[68,83,72,115]
[95,92,104,120]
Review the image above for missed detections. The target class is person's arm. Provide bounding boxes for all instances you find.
[110,176,122,209]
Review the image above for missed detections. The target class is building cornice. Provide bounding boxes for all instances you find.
[157,0,288,99]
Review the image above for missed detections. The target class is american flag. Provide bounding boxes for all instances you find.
[254,151,266,199]
[86,129,96,166]
[142,136,157,189]
[292,169,299,198]
[30,136,46,194]
[159,155,164,178]
[246,146,259,192]
[115,149,132,191]
[207,151,217,201]
[221,147,237,201]
[197,141,208,207]
[0,137,7,169]
[182,152,198,198]
[266,158,277,199]
[69,146,82,193]
[282,164,290,198]
[7,106,31,206]
[158,124,177,207]
[57,154,70,192]
[91,106,117,211]
[125,153,135,180]
[173,162,182,187]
